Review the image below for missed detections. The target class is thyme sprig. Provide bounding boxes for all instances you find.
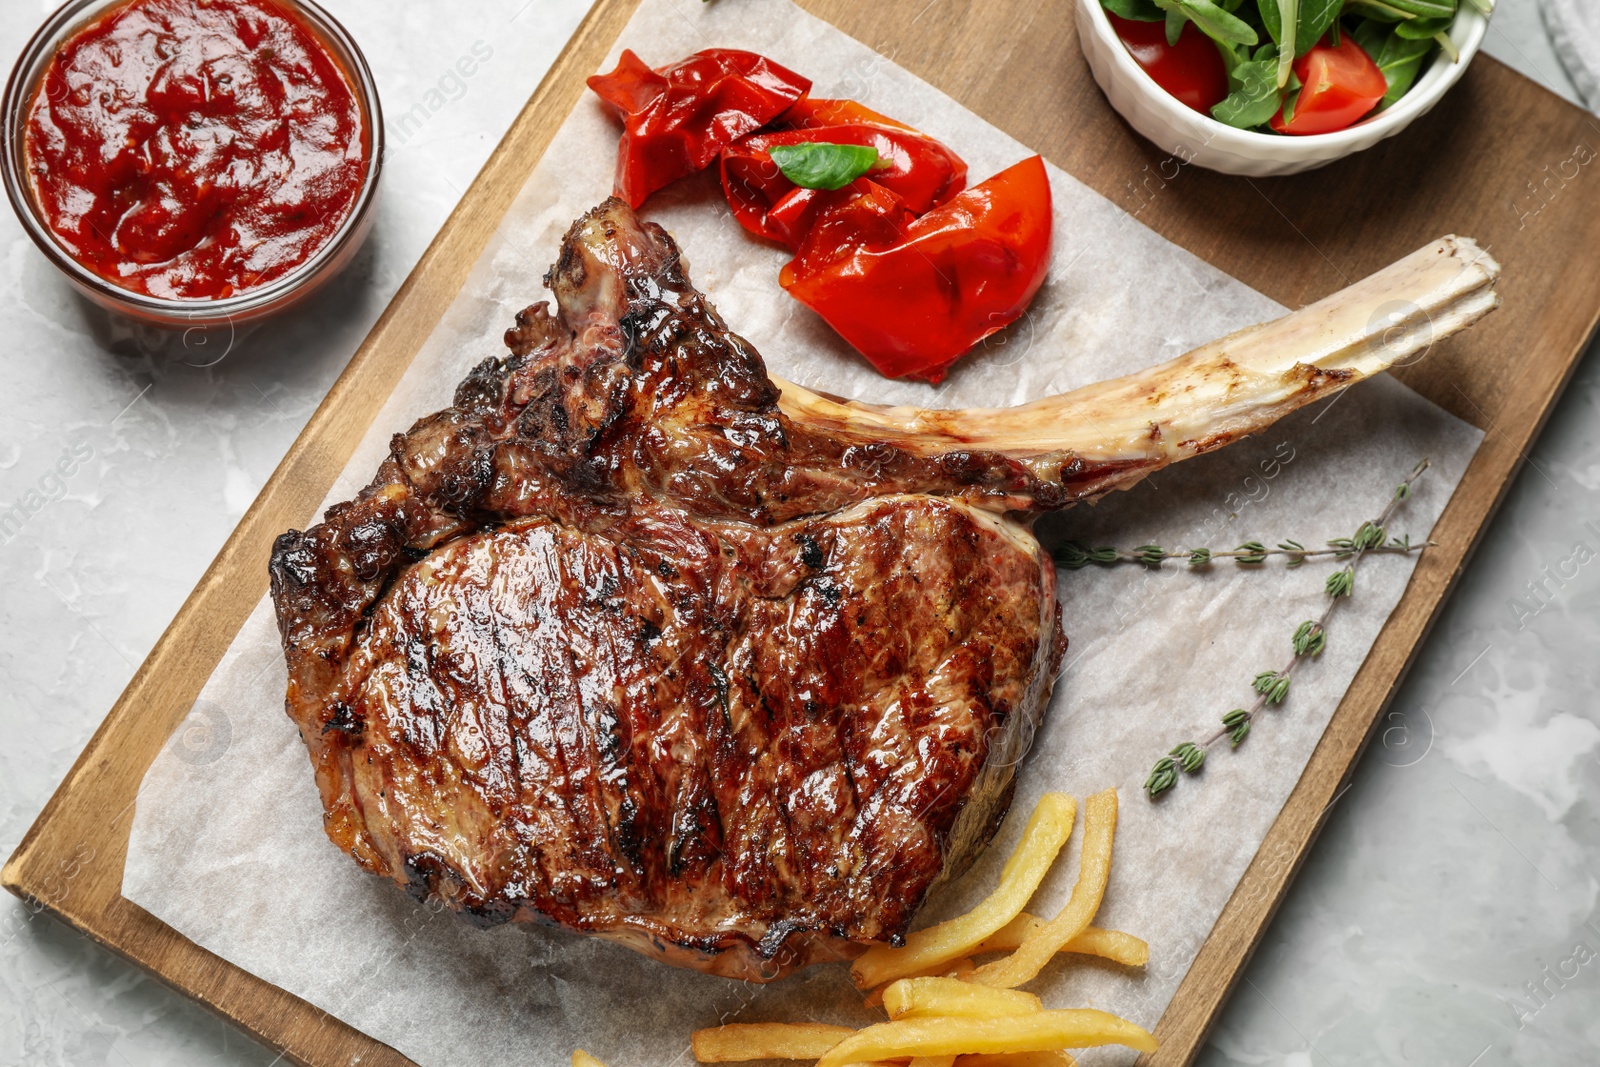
[1144,458,1432,800]
[1056,533,1431,570]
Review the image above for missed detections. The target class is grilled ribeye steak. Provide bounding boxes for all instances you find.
[270,199,1499,980]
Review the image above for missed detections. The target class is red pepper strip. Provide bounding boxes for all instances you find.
[776,96,921,133]
[721,123,967,248]
[587,48,810,208]
[780,155,1053,383]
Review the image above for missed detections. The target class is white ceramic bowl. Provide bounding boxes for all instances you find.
[1075,0,1489,176]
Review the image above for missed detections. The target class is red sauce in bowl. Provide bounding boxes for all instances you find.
[22,0,368,301]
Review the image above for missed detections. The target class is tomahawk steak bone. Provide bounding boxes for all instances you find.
[269,200,1498,981]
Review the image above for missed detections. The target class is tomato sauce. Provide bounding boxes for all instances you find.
[23,0,368,300]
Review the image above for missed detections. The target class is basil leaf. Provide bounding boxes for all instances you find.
[1101,0,1166,19]
[1352,19,1436,106]
[1180,0,1261,45]
[1296,0,1344,54]
[1211,45,1284,127]
[767,143,882,191]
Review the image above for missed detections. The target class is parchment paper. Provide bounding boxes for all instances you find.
[123,1,1485,1063]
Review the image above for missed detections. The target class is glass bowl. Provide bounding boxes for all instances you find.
[1,0,384,328]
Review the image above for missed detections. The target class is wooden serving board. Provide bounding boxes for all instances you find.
[7,1,1600,1064]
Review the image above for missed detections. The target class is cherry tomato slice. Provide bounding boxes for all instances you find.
[780,155,1053,383]
[721,122,967,248]
[1269,37,1387,136]
[1109,14,1228,114]
[587,49,810,207]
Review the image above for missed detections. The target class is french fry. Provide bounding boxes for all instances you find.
[691,789,1145,1067]
[956,1052,1076,1067]
[883,976,1043,1020]
[975,915,1148,968]
[973,789,1118,989]
[691,1022,855,1062]
[572,1052,609,1067]
[863,957,976,1008]
[852,792,1077,989]
[815,1009,1157,1067]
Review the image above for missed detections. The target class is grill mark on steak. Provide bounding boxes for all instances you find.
[271,199,1075,981]
[271,212,1503,976]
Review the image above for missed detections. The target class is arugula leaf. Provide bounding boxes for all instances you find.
[1260,0,1283,43]
[1179,0,1261,45]
[1260,0,1298,85]
[1384,0,1456,16]
[1352,18,1436,106]
[1296,0,1344,54]
[767,143,882,191]
[1211,44,1285,127]
[1230,0,1271,35]
[1384,45,1435,104]
[1165,6,1187,45]
[1218,38,1247,75]
[1345,0,1412,21]
[1101,0,1166,19]
[1279,69,1303,125]
[1350,18,1388,55]
[1395,14,1453,37]
[1280,86,1301,127]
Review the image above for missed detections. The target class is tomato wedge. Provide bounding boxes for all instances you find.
[1269,37,1387,136]
[780,155,1053,383]
[721,120,967,248]
[1109,14,1228,114]
[587,49,810,207]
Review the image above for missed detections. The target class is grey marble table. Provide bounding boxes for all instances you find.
[2,2,1595,1064]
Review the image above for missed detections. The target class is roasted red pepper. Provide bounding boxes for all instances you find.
[780,155,1053,383]
[777,97,916,132]
[587,48,810,207]
[591,54,1052,384]
[720,98,967,248]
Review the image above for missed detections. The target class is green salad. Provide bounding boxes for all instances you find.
[1101,0,1491,135]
